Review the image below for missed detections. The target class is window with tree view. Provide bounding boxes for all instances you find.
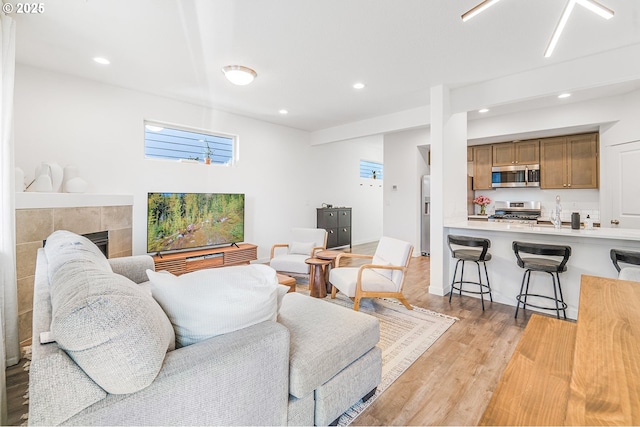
[144,122,235,165]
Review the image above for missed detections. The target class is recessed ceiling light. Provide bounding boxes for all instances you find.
[479,108,490,113]
[221,65,257,86]
[145,125,164,132]
[353,82,366,89]
[279,109,288,115]
[558,93,572,99]
[93,57,110,65]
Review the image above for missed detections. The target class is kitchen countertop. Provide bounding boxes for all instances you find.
[447,220,640,242]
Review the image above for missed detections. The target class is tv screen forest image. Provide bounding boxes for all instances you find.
[147,193,245,253]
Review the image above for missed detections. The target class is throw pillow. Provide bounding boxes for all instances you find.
[44,230,112,293]
[147,264,280,348]
[51,265,175,395]
[289,241,315,255]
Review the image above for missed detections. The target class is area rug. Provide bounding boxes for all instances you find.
[296,284,457,426]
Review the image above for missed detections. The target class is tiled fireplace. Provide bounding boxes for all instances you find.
[15,193,134,345]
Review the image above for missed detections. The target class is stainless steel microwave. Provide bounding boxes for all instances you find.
[491,164,540,188]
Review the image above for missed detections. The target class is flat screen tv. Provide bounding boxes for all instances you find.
[147,192,245,253]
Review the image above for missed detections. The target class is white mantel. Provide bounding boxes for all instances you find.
[15,192,133,209]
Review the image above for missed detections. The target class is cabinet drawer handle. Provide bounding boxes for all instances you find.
[329,213,334,216]
[329,230,334,234]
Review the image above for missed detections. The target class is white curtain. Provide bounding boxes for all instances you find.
[0,9,19,425]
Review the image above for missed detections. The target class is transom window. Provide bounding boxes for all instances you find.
[360,160,383,180]
[144,122,235,165]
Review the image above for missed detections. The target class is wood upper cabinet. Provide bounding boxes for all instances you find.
[540,133,598,189]
[473,145,493,190]
[492,140,540,166]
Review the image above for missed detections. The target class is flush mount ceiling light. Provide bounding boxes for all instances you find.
[461,0,614,57]
[353,82,366,89]
[278,109,288,115]
[93,57,110,65]
[479,108,490,113]
[558,93,572,98]
[222,65,257,86]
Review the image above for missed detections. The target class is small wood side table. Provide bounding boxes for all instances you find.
[315,250,343,293]
[305,258,331,298]
[276,273,296,293]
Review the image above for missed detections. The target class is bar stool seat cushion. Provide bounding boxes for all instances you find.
[517,257,566,273]
[619,267,640,282]
[452,249,492,262]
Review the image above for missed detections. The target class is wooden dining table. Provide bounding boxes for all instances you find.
[480,274,640,426]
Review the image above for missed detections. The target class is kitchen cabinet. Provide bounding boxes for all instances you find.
[467,146,474,161]
[492,140,540,166]
[540,133,598,189]
[317,207,352,248]
[473,145,493,190]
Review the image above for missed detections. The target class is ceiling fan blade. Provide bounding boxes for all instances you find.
[461,0,502,22]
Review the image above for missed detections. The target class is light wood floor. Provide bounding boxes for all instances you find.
[341,242,530,426]
[5,242,531,426]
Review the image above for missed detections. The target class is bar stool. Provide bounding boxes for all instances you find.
[610,249,640,272]
[610,249,640,281]
[447,235,493,310]
[512,241,571,319]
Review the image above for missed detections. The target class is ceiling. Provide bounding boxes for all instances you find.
[9,0,640,132]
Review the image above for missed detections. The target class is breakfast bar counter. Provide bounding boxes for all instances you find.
[444,220,640,319]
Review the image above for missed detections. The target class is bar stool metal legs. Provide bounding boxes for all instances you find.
[448,235,493,311]
[512,241,571,320]
[514,269,567,319]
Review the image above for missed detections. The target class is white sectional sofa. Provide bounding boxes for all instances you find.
[29,231,381,426]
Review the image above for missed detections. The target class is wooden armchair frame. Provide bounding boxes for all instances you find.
[331,248,414,311]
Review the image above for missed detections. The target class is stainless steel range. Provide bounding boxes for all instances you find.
[489,201,541,224]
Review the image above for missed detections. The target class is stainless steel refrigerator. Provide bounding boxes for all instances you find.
[421,175,431,256]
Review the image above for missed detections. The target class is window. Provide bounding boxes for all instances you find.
[144,122,235,165]
[360,160,383,180]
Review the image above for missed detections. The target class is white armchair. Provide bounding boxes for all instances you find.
[329,236,413,311]
[269,228,328,275]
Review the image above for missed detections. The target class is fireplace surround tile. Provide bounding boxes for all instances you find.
[15,199,133,345]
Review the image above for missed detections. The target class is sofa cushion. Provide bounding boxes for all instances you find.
[278,292,380,398]
[50,260,175,395]
[147,264,280,347]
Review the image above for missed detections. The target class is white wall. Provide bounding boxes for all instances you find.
[13,65,313,260]
[310,135,383,245]
[382,127,430,252]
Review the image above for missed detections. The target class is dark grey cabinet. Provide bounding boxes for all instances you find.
[317,207,352,249]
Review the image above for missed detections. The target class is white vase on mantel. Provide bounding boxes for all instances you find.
[63,165,87,193]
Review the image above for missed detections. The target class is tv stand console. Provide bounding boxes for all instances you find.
[152,243,257,275]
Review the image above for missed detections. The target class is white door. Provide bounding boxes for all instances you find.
[607,140,640,229]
